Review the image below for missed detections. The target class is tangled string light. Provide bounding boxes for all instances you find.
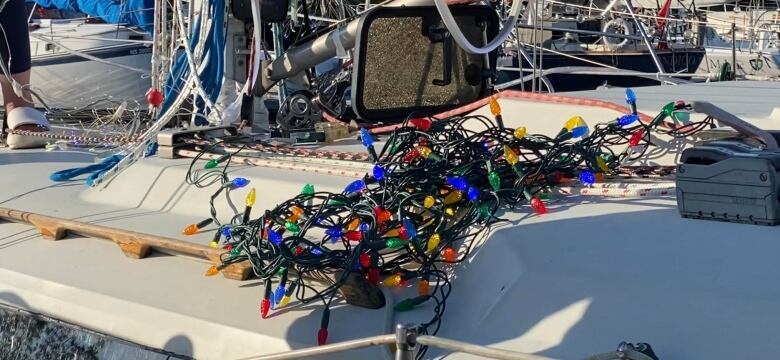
[183,89,711,356]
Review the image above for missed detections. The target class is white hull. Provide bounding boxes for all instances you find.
[4,21,153,109]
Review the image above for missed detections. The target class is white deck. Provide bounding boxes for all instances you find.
[2,81,780,359]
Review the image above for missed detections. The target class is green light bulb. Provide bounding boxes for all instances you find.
[662,102,675,116]
[479,204,491,221]
[285,221,300,234]
[488,171,501,192]
[394,298,417,312]
[386,238,404,249]
[301,184,315,197]
[229,248,240,257]
[204,159,219,169]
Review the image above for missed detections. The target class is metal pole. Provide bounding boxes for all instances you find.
[622,0,665,75]
[271,22,288,103]
[416,336,556,360]
[241,335,395,360]
[395,323,417,360]
[732,22,737,80]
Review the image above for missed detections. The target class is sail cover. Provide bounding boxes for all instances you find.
[33,0,153,33]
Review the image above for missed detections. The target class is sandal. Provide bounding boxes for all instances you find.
[5,107,49,149]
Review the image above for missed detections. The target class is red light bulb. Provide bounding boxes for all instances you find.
[629,129,645,147]
[374,207,391,223]
[399,226,408,240]
[367,267,379,286]
[146,88,164,107]
[403,148,420,163]
[359,253,371,268]
[418,137,429,147]
[317,328,328,346]
[260,298,270,319]
[294,246,303,256]
[531,197,547,214]
[344,231,363,241]
[409,117,432,132]
[443,247,457,262]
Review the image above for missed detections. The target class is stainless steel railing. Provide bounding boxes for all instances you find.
[241,323,657,360]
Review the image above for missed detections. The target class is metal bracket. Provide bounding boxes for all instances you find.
[157,125,238,159]
[691,101,778,149]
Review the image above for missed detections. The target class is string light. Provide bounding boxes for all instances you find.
[618,114,639,127]
[182,218,213,235]
[344,179,365,194]
[231,177,250,188]
[514,127,526,139]
[372,164,386,181]
[191,97,707,349]
[445,176,468,191]
[579,170,596,185]
[409,117,432,131]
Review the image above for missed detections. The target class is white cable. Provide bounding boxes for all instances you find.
[173,0,222,118]
[433,0,522,54]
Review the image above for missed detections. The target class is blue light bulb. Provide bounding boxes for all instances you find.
[311,247,323,256]
[625,88,636,105]
[579,170,595,185]
[360,128,373,148]
[231,177,250,188]
[274,285,285,306]
[445,176,468,191]
[372,164,386,181]
[467,186,479,202]
[571,126,588,138]
[344,179,365,194]
[618,114,639,127]
[221,226,231,238]
[326,226,342,238]
[359,223,370,232]
[402,218,417,240]
[268,229,282,246]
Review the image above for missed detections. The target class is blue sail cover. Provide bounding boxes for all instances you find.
[33,0,154,33]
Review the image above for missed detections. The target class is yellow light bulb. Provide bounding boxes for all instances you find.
[205,265,219,276]
[489,95,501,117]
[417,146,432,159]
[443,191,462,205]
[385,228,401,237]
[245,188,256,207]
[423,196,435,209]
[596,156,609,173]
[427,233,441,253]
[347,218,361,231]
[514,127,526,139]
[209,241,218,249]
[564,116,583,131]
[278,295,291,308]
[503,145,519,166]
[445,207,455,216]
[383,274,402,287]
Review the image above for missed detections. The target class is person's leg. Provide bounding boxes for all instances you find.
[1,70,34,114]
[0,0,34,112]
[1,0,48,147]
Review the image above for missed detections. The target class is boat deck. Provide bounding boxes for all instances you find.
[2,81,780,359]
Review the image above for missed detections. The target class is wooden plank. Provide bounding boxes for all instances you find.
[0,207,385,309]
[0,207,250,280]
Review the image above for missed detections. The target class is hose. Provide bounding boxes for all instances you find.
[432,0,522,54]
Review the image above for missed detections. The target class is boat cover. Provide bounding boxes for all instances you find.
[33,0,153,33]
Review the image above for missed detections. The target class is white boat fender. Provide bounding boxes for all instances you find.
[602,18,634,51]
